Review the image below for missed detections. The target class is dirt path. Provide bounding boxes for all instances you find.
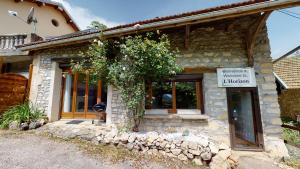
[0,130,202,169]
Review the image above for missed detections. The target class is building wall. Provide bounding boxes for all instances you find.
[28,14,285,157]
[278,89,300,120]
[0,0,76,37]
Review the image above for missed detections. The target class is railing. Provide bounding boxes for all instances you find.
[0,34,43,51]
[0,34,27,50]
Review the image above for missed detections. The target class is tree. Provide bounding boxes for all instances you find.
[73,33,181,131]
[88,21,107,30]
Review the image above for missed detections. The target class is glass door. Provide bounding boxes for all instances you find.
[227,87,264,150]
[61,71,106,119]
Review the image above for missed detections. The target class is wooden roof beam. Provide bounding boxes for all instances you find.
[246,11,272,67]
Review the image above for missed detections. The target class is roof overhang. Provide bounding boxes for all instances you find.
[18,0,300,51]
[273,72,289,89]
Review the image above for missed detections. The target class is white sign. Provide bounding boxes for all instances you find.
[217,68,256,87]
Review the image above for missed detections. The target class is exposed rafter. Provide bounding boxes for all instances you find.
[185,25,191,49]
[246,11,272,67]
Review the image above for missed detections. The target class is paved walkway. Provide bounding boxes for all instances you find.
[0,130,201,169]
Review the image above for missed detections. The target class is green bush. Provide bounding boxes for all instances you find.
[0,102,44,129]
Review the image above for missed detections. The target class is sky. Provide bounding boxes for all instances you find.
[53,0,300,59]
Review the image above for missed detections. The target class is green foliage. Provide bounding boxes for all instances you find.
[88,21,107,30]
[74,32,181,130]
[0,102,44,129]
[282,117,300,146]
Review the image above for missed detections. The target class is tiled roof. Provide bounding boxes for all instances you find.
[106,0,267,31]
[274,56,300,89]
[18,0,269,48]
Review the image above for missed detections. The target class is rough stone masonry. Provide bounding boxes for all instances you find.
[28,14,287,159]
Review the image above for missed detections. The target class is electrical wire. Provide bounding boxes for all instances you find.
[278,10,300,20]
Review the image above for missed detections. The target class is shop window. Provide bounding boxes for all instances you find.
[146,74,204,113]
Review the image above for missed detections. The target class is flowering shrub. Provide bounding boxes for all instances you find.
[73,32,181,131]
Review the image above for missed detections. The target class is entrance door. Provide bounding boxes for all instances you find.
[227,87,264,150]
[60,71,107,119]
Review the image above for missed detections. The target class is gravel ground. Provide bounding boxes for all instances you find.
[0,130,202,169]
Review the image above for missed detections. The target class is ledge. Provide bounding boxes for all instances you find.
[143,114,209,120]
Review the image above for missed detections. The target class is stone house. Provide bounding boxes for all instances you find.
[17,0,300,158]
[0,0,79,76]
[273,45,300,121]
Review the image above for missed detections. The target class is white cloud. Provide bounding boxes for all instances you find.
[51,0,122,30]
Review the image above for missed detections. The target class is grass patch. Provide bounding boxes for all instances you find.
[0,102,44,129]
[281,117,300,146]
[285,158,300,169]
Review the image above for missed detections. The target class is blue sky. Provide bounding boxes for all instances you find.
[57,0,300,59]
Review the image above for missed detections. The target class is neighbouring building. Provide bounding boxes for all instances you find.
[17,0,300,159]
[0,0,79,76]
[274,45,300,121]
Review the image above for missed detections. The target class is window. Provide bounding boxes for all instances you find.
[61,71,107,119]
[51,19,59,27]
[146,74,204,114]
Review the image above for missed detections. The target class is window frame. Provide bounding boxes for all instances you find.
[60,70,104,119]
[146,74,204,114]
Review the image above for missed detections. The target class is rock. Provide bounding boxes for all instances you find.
[9,121,20,130]
[189,149,201,156]
[188,142,198,150]
[120,133,129,143]
[200,151,212,161]
[128,134,136,143]
[181,141,189,150]
[178,154,188,161]
[219,143,229,150]
[171,143,176,149]
[127,143,134,150]
[197,138,209,147]
[166,153,177,158]
[209,142,219,155]
[147,132,159,143]
[160,141,168,148]
[39,118,47,125]
[186,153,194,159]
[218,149,231,160]
[29,122,41,130]
[171,148,182,156]
[20,123,29,130]
[210,150,232,169]
[228,153,239,163]
[192,158,203,166]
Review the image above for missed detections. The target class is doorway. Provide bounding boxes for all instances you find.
[226,87,264,150]
[60,71,107,119]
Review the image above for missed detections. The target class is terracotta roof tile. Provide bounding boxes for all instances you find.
[274,56,300,89]
[18,0,268,48]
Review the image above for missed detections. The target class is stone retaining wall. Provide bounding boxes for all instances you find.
[41,121,237,169]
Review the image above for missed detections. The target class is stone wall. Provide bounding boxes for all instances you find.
[29,14,285,156]
[29,44,88,121]
[278,89,300,120]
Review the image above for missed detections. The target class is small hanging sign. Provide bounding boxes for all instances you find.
[217,68,256,87]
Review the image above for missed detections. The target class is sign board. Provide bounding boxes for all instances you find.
[217,68,256,87]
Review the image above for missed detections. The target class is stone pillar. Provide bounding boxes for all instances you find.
[106,85,113,125]
[47,62,62,121]
[105,85,131,126]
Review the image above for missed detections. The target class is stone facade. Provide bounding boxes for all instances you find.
[28,14,286,158]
